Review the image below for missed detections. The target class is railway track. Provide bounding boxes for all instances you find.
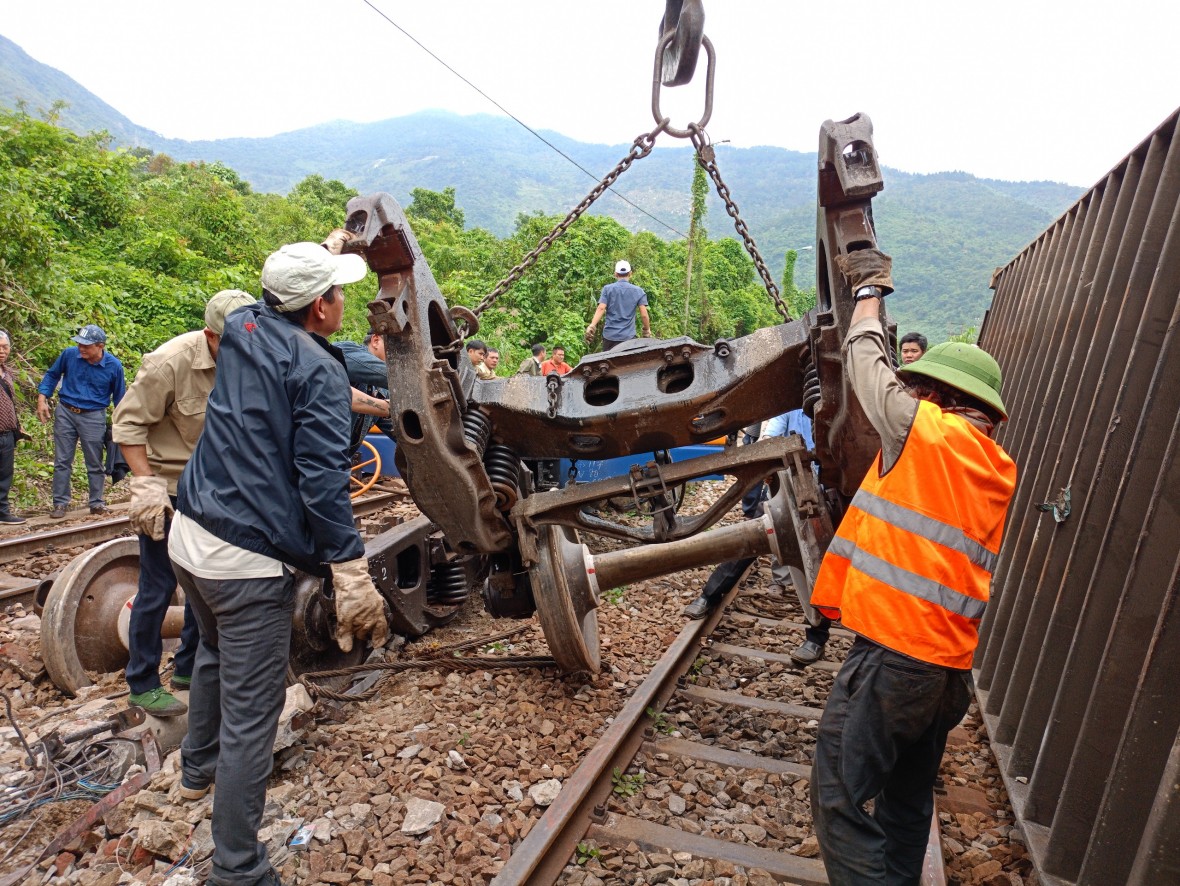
[0,486,409,611]
[493,567,947,886]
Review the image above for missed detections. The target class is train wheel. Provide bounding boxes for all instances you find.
[531,524,600,673]
[40,538,142,696]
[350,440,381,499]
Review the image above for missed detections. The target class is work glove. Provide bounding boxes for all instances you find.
[584,325,597,347]
[321,228,353,256]
[129,475,172,541]
[836,248,894,297]
[331,557,390,653]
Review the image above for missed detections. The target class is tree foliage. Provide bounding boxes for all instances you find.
[0,105,795,383]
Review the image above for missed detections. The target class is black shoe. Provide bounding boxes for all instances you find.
[50,506,68,519]
[791,640,825,665]
[90,505,111,516]
[257,868,286,886]
[683,595,718,619]
[0,514,25,524]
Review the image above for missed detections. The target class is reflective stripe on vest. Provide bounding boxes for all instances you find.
[811,401,1017,668]
[827,536,988,620]
[849,489,1000,574]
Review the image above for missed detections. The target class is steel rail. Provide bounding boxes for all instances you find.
[492,570,949,886]
[490,577,740,885]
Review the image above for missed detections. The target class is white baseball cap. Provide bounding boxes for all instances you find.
[261,242,367,312]
[615,260,631,275]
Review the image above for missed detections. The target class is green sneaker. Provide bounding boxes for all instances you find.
[170,674,192,691]
[129,687,188,718]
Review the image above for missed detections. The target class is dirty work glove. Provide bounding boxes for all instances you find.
[331,558,390,653]
[836,248,894,297]
[321,228,353,256]
[128,475,172,541]
[584,326,597,347]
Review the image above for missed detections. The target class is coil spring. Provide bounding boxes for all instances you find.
[462,408,492,454]
[427,561,469,606]
[484,444,522,512]
[802,354,821,419]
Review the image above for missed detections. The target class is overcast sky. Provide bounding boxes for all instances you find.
[4,1,1177,188]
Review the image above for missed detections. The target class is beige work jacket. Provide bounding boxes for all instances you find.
[112,331,216,493]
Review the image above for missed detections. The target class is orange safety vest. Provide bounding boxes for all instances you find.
[811,400,1017,669]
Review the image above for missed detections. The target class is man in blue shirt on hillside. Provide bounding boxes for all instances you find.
[37,324,126,518]
[586,260,652,350]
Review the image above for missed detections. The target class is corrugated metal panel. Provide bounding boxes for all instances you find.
[974,107,1180,885]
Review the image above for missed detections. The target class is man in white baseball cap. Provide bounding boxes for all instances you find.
[586,258,652,350]
[167,236,387,886]
[260,241,367,313]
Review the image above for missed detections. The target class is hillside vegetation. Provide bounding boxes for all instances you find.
[0,108,792,508]
[0,31,1085,342]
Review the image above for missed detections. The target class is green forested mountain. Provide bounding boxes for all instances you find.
[1,33,1085,341]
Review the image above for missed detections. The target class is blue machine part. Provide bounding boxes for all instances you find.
[559,444,726,485]
[363,434,397,476]
[363,437,727,484]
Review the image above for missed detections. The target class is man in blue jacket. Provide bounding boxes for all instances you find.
[338,332,396,455]
[168,240,389,886]
[37,324,126,518]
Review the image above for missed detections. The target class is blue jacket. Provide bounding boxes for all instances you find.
[38,347,126,411]
[337,340,395,451]
[176,302,364,576]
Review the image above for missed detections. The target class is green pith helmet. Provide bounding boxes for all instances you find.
[897,342,1008,420]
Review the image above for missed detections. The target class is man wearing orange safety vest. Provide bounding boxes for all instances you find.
[808,248,1017,886]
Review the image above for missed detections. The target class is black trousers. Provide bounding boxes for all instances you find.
[811,637,972,885]
[0,430,14,516]
[125,512,199,694]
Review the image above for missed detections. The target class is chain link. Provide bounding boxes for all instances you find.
[688,124,792,322]
[460,121,670,334]
[545,374,561,419]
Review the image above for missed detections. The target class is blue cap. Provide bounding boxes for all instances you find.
[72,324,107,345]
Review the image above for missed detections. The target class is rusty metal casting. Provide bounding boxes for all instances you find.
[346,194,513,556]
[340,113,890,674]
[809,113,894,499]
[457,331,810,460]
[974,106,1180,886]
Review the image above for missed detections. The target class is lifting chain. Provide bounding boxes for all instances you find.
[464,1,792,331]
[688,123,791,322]
[545,373,561,419]
[459,120,669,336]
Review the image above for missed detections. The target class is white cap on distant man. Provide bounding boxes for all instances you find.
[615,260,631,275]
[261,242,367,313]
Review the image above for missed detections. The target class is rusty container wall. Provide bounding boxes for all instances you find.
[975,106,1180,886]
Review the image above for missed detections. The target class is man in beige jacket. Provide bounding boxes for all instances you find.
[112,290,255,717]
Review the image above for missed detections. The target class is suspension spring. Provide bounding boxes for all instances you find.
[462,408,493,455]
[802,355,821,419]
[427,561,469,606]
[484,445,523,512]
